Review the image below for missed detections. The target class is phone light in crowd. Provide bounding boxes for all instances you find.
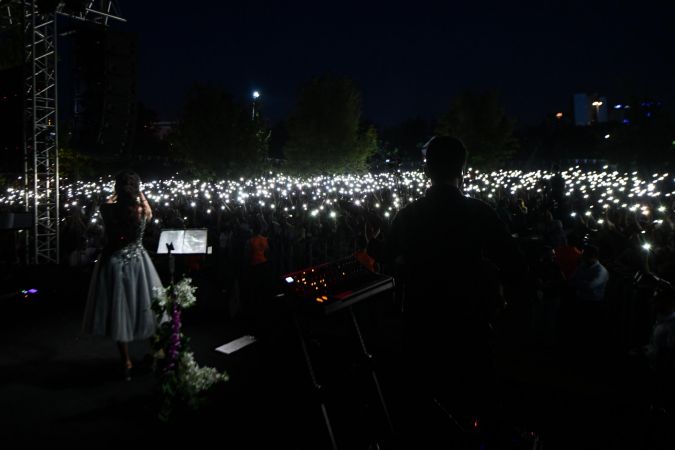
[658,206,666,212]
[252,90,260,99]
[570,212,577,217]
[642,242,652,252]
[285,277,294,284]
[604,134,611,139]
[555,112,563,119]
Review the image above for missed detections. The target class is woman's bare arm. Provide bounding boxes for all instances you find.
[140,192,152,220]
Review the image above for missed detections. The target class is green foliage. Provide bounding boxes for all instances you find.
[169,84,269,178]
[59,146,94,181]
[436,90,518,168]
[284,76,377,174]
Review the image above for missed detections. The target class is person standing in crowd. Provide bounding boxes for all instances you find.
[366,136,525,446]
[353,235,376,272]
[645,279,675,374]
[243,221,272,332]
[570,244,609,303]
[554,234,583,282]
[82,171,163,381]
[567,244,610,352]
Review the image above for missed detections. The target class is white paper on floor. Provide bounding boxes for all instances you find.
[215,335,257,354]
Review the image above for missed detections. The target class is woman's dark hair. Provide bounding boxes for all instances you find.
[115,170,140,202]
[113,170,142,242]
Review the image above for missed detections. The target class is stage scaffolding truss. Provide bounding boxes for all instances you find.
[0,1,125,264]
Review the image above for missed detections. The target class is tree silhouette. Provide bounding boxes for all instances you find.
[169,83,268,178]
[284,76,377,174]
[436,90,518,167]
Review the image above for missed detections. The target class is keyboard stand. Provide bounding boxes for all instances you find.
[292,304,393,450]
[293,313,338,450]
[348,304,394,434]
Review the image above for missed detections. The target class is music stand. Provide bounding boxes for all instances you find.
[157,228,209,282]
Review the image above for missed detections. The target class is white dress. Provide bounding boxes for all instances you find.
[82,206,162,342]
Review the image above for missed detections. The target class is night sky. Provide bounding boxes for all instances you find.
[120,1,675,127]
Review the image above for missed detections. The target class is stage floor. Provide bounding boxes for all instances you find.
[1,264,672,449]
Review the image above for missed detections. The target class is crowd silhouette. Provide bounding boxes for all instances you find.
[2,161,675,447]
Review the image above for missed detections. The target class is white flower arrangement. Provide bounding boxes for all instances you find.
[179,351,229,394]
[151,276,228,421]
[153,277,197,309]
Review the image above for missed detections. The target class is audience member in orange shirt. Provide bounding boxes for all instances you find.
[354,236,376,272]
[554,238,583,281]
[249,230,269,266]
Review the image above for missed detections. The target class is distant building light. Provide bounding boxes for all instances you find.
[624,105,630,109]
[622,119,631,124]
[614,104,622,109]
[555,112,563,119]
[646,112,652,118]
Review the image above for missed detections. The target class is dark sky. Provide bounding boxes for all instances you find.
[119,1,675,128]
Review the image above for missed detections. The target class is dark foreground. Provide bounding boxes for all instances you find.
[1,263,673,449]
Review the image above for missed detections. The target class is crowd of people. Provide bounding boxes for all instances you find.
[2,161,674,346]
[2,155,675,444]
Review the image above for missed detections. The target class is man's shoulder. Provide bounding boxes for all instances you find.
[464,195,494,210]
[462,196,503,223]
[395,198,425,219]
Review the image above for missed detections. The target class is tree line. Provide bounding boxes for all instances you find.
[123,76,519,179]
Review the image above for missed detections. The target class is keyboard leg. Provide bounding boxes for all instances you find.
[293,314,338,450]
[348,306,394,434]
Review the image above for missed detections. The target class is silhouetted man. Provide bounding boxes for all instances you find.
[366,136,525,445]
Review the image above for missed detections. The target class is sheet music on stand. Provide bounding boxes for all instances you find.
[157,229,209,282]
[157,229,209,254]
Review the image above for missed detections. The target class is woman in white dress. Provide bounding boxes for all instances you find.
[82,171,163,380]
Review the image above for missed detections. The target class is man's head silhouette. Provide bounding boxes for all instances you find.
[423,136,468,184]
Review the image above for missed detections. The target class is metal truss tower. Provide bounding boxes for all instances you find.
[1,1,125,264]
